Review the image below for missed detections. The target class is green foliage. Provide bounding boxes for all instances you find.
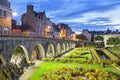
[94,36,104,42]
[42,67,118,80]
[103,49,119,60]
[86,43,100,48]
[0,64,24,80]
[107,47,120,57]
[107,37,120,46]
[76,34,87,42]
[91,48,101,63]
[14,47,24,55]
[31,61,120,80]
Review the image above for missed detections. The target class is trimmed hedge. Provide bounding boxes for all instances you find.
[42,67,118,80]
[42,58,120,66]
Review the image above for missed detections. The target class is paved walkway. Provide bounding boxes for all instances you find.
[19,60,42,80]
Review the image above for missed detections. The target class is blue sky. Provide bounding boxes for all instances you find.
[8,0,120,33]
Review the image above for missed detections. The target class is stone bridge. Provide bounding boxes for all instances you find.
[0,37,76,66]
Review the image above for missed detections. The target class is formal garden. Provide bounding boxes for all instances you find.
[31,47,120,80]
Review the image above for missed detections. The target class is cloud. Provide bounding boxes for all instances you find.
[8,0,120,31]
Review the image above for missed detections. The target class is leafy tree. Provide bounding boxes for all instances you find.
[94,36,104,42]
[107,37,120,46]
[76,34,87,42]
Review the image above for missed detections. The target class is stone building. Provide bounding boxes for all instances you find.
[57,23,73,39]
[70,32,76,41]
[53,23,60,39]
[0,0,12,36]
[21,5,53,37]
[82,29,91,42]
[102,34,120,47]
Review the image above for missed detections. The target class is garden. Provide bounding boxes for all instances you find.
[31,47,120,80]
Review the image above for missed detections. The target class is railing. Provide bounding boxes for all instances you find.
[0,32,76,41]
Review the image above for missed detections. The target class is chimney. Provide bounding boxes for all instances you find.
[27,5,34,12]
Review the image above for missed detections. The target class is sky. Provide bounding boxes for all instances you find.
[8,0,120,33]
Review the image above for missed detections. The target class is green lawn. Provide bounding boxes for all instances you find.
[31,62,120,80]
[108,47,120,53]
[31,47,120,80]
[65,48,93,60]
[107,47,120,58]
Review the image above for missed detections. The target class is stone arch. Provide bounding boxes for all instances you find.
[0,55,6,66]
[46,44,55,58]
[62,43,65,53]
[66,43,69,51]
[10,45,29,66]
[3,27,9,35]
[69,43,72,49]
[56,43,61,56]
[72,43,75,48]
[31,44,45,61]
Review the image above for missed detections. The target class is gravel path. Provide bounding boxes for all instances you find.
[19,60,42,80]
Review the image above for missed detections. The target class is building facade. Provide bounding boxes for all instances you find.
[58,23,73,40]
[21,5,53,37]
[0,0,12,36]
[82,29,91,42]
[102,34,120,47]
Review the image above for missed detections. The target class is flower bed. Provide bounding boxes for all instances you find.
[42,58,119,66]
[112,61,120,71]
[42,67,118,80]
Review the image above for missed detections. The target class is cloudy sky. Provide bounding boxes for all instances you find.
[8,0,120,33]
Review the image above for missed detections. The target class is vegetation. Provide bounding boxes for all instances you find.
[90,48,101,63]
[86,42,101,48]
[0,64,24,80]
[31,47,120,80]
[42,67,118,80]
[64,48,92,60]
[107,37,120,46]
[103,49,119,60]
[94,36,104,42]
[31,62,120,80]
[107,47,120,58]
[14,47,24,55]
[76,34,87,42]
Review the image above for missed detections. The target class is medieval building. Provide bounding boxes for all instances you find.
[21,5,53,37]
[0,0,12,36]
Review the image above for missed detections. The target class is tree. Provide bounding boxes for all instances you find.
[107,37,120,46]
[76,34,87,42]
[94,36,104,42]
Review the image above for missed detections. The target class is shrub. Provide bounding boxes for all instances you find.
[42,67,118,80]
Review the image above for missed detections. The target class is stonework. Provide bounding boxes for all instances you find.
[102,34,120,47]
[0,37,76,64]
[0,0,12,36]
[21,5,53,37]
[82,29,91,42]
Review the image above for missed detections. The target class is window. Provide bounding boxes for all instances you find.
[4,27,9,35]
[4,11,7,17]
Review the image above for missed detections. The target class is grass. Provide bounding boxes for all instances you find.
[31,62,120,80]
[65,48,93,60]
[107,47,120,56]
[31,47,120,80]
[103,49,119,60]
